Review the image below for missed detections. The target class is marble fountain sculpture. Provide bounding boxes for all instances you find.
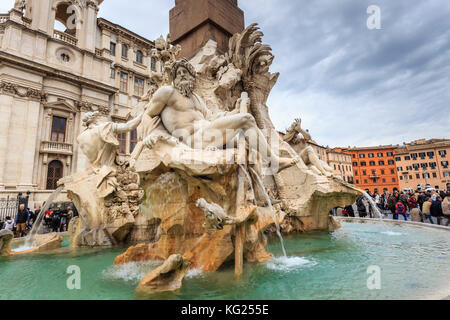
[2,25,359,294]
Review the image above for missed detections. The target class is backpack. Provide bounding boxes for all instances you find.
[396,203,404,213]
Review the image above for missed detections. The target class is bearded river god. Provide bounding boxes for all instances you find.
[143,59,298,173]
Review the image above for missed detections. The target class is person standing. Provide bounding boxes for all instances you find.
[357,195,367,218]
[15,204,29,237]
[417,191,426,211]
[422,197,433,224]
[430,196,443,225]
[408,194,418,211]
[3,216,14,231]
[395,200,408,221]
[442,196,450,226]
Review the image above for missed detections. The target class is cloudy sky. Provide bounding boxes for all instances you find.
[2,0,449,148]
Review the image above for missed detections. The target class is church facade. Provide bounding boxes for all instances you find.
[0,0,160,205]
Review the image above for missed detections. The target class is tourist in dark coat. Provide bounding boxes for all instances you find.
[430,197,443,225]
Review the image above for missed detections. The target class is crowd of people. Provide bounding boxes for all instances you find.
[333,188,450,226]
[0,203,75,238]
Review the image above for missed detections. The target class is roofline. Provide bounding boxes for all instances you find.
[97,17,155,47]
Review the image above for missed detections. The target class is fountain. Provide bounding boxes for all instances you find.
[1,24,448,300]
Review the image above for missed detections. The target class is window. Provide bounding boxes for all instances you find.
[60,53,70,62]
[130,130,137,153]
[388,160,394,165]
[382,178,386,183]
[118,133,127,154]
[419,153,426,159]
[334,164,336,170]
[423,173,430,179]
[368,153,374,158]
[400,176,403,181]
[392,178,396,183]
[404,156,411,161]
[387,152,393,156]
[352,154,356,158]
[360,162,367,166]
[122,44,128,58]
[110,42,116,55]
[120,72,128,92]
[395,157,401,161]
[364,179,368,184]
[353,162,358,167]
[421,163,428,169]
[432,172,437,178]
[397,167,403,172]
[427,152,434,159]
[151,57,157,71]
[381,169,385,175]
[363,170,367,176]
[354,170,358,176]
[46,160,63,190]
[406,166,413,171]
[429,162,436,169]
[110,68,115,79]
[413,164,419,170]
[359,154,366,158]
[136,50,143,64]
[377,153,383,157]
[444,172,450,178]
[51,116,67,143]
[411,153,418,160]
[369,161,375,166]
[442,161,449,168]
[134,77,144,96]
[439,150,447,157]
[356,179,359,184]
[390,169,395,174]
[379,161,385,165]
[416,174,420,179]
[372,170,376,175]
[409,175,412,180]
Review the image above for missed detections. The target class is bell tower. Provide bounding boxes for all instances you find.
[25,0,104,52]
[169,0,245,58]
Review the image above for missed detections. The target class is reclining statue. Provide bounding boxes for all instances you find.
[138,59,298,174]
[284,118,334,177]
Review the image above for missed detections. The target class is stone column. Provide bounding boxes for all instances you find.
[0,95,13,189]
[18,100,41,189]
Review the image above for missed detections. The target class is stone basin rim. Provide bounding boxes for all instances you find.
[337,216,450,300]
[336,217,450,231]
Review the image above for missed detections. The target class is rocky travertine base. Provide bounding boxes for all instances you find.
[10,233,63,256]
[114,168,279,272]
[0,230,14,256]
[136,254,190,295]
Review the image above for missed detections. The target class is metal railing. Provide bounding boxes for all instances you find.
[53,30,78,46]
[41,141,73,154]
[0,194,29,222]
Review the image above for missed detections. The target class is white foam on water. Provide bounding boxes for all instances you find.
[102,261,161,283]
[381,231,403,236]
[11,244,34,252]
[266,256,317,271]
[186,268,204,279]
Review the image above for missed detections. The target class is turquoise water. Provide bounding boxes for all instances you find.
[1,221,449,300]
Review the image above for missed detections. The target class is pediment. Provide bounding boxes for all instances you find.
[44,100,78,114]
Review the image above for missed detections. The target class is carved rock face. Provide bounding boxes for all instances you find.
[0,230,14,256]
[136,254,190,295]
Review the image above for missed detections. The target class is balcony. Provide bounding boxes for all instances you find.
[53,30,78,46]
[40,141,73,155]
